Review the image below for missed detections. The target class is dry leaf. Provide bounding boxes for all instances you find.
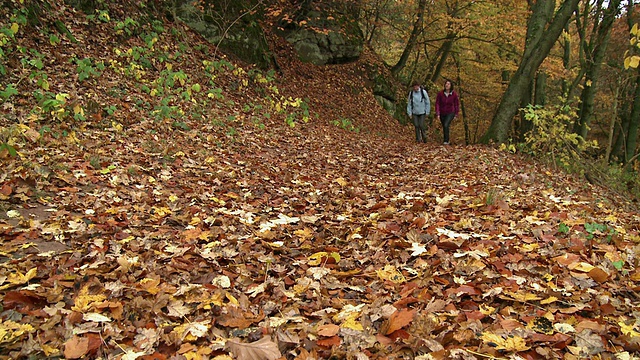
[588,267,608,283]
[63,336,90,359]
[317,324,340,337]
[226,337,281,360]
[480,332,530,351]
[385,308,416,335]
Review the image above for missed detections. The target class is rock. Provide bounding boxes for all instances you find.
[174,1,274,69]
[282,10,363,65]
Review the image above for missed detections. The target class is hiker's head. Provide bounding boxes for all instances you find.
[412,82,420,91]
[444,80,453,92]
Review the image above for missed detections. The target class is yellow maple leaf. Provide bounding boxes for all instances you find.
[201,292,225,309]
[518,243,539,252]
[173,320,210,341]
[225,292,239,306]
[570,262,595,272]
[294,228,314,240]
[481,332,530,351]
[503,291,542,302]
[376,265,406,284]
[139,278,161,295]
[619,321,640,338]
[341,314,364,331]
[479,304,495,315]
[41,343,60,356]
[0,320,34,345]
[0,268,37,290]
[72,286,107,312]
[308,252,328,266]
[152,206,171,218]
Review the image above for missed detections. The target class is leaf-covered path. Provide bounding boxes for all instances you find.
[1,2,640,359]
[3,117,640,359]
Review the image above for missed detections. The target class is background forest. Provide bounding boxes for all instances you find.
[362,0,640,196]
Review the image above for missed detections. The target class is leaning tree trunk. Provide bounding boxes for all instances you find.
[626,73,640,164]
[574,0,622,140]
[390,0,426,77]
[429,34,455,84]
[605,82,620,163]
[480,0,579,143]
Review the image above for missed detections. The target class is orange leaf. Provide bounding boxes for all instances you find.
[217,306,264,329]
[317,335,341,347]
[385,308,416,335]
[0,184,12,196]
[552,253,580,266]
[63,336,90,359]
[588,267,609,283]
[317,324,340,337]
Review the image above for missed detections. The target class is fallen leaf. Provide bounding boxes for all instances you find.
[588,267,608,283]
[63,336,89,359]
[317,324,340,337]
[317,335,341,347]
[225,337,281,360]
[385,308,416,335]
[480,332,530,351]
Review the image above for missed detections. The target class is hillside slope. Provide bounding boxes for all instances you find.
[1,2,640,360]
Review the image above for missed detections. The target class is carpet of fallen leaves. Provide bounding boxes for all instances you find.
[2,2,640,360]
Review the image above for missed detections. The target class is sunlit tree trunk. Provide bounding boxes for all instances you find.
[612,102,631,162]
[605,82,620,163]
[391,0,426,76]
[573,0,622,139]
[429,34,455,83]
[626,73,640,164]
[562,23,571,97]
[480,0,579,143]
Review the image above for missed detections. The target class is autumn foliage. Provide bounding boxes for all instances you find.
[1,1,640,360]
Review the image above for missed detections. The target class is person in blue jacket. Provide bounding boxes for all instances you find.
[406,81,431,143]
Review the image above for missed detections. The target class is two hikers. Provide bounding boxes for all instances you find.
[407,80,460,145]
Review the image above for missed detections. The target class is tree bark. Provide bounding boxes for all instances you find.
[573,0,622,140]
[480,0,579,143]
[562,23,571,97]
[429,35,455,83]
[390,0,426,76]
[605,82,620,163]
[626,73,640,164]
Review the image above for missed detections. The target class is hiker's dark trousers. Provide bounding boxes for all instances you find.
[440,113,455,143]
[412,114,427,143]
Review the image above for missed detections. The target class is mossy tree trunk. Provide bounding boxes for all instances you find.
[573,0,622,140]
[390,0,426,77]
[480,0,579,144]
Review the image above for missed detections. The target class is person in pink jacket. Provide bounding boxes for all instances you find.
[435,80,460,145]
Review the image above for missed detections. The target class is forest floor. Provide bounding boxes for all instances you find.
[1,2,640,360]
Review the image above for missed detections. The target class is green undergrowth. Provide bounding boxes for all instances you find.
[499,103,640,203]
[0,0,309,161]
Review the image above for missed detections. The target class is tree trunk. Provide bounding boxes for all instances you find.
[573,0,622,139]
[605,82,620,163]
[562,23,571,97]
[535,72,547,106]
[626,73,640,164]
[429,35,455,83]
[612,103,631,162]
[390,0,426,76]
[453,53,469,144]
[480,0,579,143]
